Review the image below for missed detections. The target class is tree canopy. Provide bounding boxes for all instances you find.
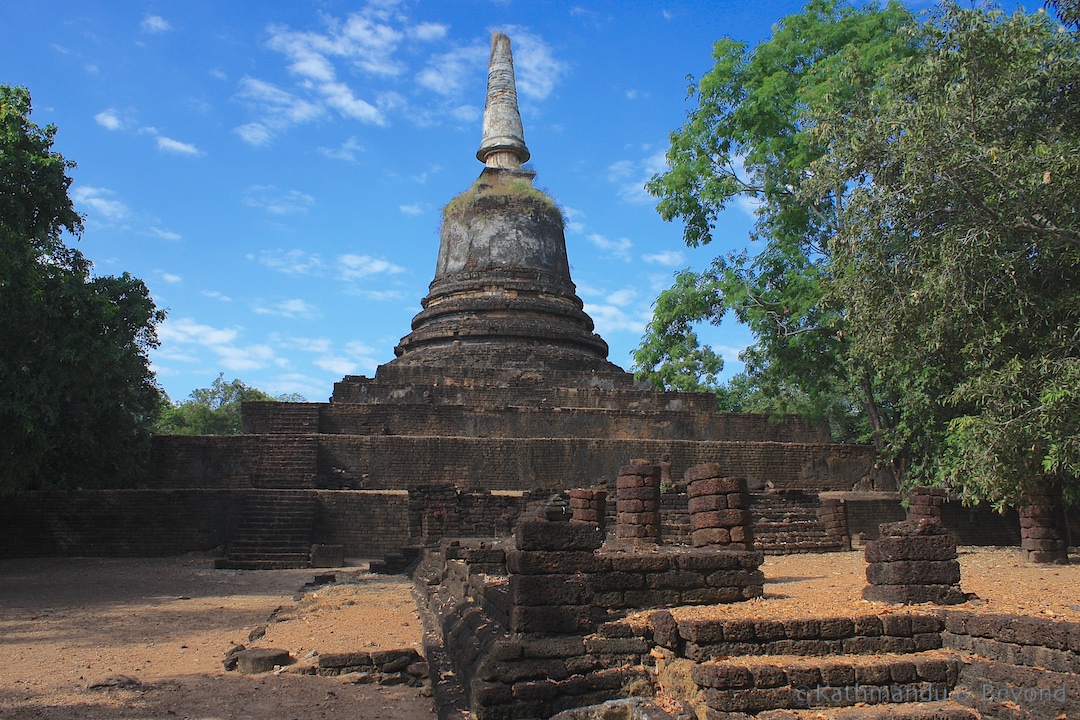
[155,374,306,435]
[639,1,1080,507]
[810,4,1080,507]
[1,85,165,493]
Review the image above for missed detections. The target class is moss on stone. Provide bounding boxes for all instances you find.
[442,170,562,225]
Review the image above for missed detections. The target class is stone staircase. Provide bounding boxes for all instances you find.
[751,490,847,554]
[663,611,980,719]
[216,490,317,570]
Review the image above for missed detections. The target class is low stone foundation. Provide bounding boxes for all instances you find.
[863,519,967,605]
[415,518,764,719]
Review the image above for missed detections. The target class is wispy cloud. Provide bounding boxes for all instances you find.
[252,249,326,275]
[609,149,668,204]
[141,15,172,34]
[202,290,232,302]
[72,186,129,222]
[253,298,320,319]
[417,43,488,96]
[318,136,364,161]
[157,317,280,373]
[149,227,182,241]
[243,185,315,215]
[399,203,424,215]
[156,135,203,156]
[95,108,123,130]
[587,232,633,262]
[158,272,182,284]
[236,5,565,145]
[338,253,404,280]
[643,250,686,266]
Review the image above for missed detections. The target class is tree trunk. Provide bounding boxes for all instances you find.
[859,370,900,490]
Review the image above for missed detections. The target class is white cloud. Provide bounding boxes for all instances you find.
[410,22,448,41]
[159,272,182,284]
[71,186,129,222]
[643,250,686,266]
[234,77,326,145]
[356,289,406,301]
[399,203,423,215]
[255,249,325,275]
[284,337,333,353]
[586,233,633,262]
[338,253,405,279]
[318,136,364,161]
[156,135,203,156]
[149,227,182,241]
[584,302,648,335]
[202,290,232,302]
[320,81,384,124]
[141,15,172,34]
[314,355,357,374]
[216,344,277,372]
[158,317,238,347]
[254,298,319,319]
[416,43,488,96]
[235,122,274,147]
[562,206,586,235]
[243,185,315,215]
[609,149,668,204]
[606,288,637,306]
[95,108,123,130]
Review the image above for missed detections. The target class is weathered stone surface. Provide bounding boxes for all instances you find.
[864,535,957,562]
[878,518,949,537]
[866,559,961,586]
[233,648,293,674]
[515,520,603,551]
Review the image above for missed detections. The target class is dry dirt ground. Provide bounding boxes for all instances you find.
[0,555,434,720]
[1,547,1077,720]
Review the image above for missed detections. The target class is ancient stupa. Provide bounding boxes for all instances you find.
[378,32,620,376]
[152,33,877,567]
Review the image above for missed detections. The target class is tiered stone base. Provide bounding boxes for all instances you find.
[863,519,967,605]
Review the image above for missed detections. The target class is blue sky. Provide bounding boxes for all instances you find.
[3,1,829,402]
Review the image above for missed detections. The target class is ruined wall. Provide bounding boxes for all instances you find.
[243,401,831,443]
[0,489,413,560]
[150,434,317,489]
[317,436,878,492]
[313,490,410,557]
[0,490,247,558]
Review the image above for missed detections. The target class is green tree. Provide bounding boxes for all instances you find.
[156,374,305,435]
[1,86,165,492]
[636,0,916,447]
[810,4,1080,509]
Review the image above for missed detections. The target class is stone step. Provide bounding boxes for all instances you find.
[773,701,979,719]
[691,650,963,715]
[214,558,313,570]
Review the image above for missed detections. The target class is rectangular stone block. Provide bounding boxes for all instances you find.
[515,520,603,551]
[510,605,596,635]
[692,528,731,546]
[509,573,589,606]
[866,559,960,585]
[688,476,743,497]
[864,535,957,562]
[691,509,748,530]
[607,553,672,572]
[688,494,728,513]
[691,662,754,689]
[506,549,608,574]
